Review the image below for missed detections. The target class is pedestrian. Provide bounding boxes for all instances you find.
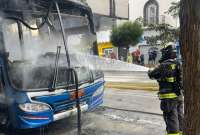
[152,50,157,64]
[132,52,136,64]
[127,53,132,63]
[148,51,152,65]
[140,54,144,66]
[135,48,141,64]
[148,45,183,135]
[110,52,117,60]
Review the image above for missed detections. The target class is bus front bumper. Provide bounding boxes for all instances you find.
[53,104,88,121]
[16,104,88,129]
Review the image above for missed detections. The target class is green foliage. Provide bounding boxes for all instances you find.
[146,36,159,46]
[166,1,180,18]
[147,23,179,46]
[135,17,144,26]
[110,21,143,47]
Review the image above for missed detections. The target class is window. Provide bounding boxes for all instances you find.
[149,5,156,24]
[144,0,159,25]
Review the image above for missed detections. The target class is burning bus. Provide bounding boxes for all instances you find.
[0,0,104,129]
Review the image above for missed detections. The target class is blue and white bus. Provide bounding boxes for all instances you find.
[0,0,104,129]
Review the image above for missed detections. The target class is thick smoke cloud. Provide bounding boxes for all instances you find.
[3,12,96,90]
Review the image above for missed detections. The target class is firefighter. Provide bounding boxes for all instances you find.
[148,45,183,135]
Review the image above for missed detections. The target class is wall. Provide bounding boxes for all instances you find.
[129,0,179,27]
[86,0,110,16]
[115,0,129,19]
[86,0,129,19]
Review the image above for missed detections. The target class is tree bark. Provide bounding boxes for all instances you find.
[180,0,200,134]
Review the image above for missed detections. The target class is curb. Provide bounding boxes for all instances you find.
[105,82,159,91]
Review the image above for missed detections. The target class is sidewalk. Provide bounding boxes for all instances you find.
[105,82,159,91]
[104,71,159,91]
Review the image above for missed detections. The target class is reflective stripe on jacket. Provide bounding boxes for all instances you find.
[159,93,177,99]
[160,77,176,83]
[167,133,180,135]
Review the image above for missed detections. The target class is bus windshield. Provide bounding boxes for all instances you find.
[3,14,96,91]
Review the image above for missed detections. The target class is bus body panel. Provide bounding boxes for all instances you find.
[6,80,104,129]
[0,0,103,130]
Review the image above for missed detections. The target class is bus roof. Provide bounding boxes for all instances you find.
[0,0,91,16]
[0,0,96,34]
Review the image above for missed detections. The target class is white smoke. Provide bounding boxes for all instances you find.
[2,12,97,90]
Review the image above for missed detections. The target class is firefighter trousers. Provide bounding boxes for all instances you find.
[160,98,183,134]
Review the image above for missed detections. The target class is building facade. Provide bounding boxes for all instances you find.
[86,0,129,57]
[129,0,179,27]
[128,0,179,65]
[83,0,179,62]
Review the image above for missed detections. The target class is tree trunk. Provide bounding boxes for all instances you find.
[180,0,200,134]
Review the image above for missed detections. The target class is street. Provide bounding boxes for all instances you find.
[0,0,187,134]
[1,89,165,135]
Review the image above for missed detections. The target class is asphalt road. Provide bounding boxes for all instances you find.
[0,89,165,135]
